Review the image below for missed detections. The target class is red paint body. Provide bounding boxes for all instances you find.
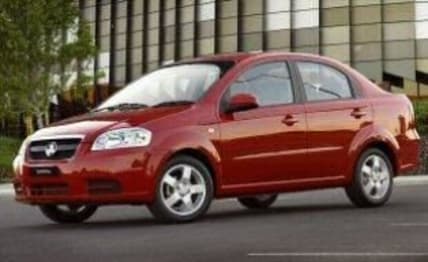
[14,53,420,205]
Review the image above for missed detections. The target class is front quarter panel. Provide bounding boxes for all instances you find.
[146,124,223,196]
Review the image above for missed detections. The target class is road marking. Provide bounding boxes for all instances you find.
[391,223,428,227]
[0,189,14,195]
[0,184,14,196]
[248,252,428,257]
[395,176,428,186]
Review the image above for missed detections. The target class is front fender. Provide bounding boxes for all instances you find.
[147,126,223,194]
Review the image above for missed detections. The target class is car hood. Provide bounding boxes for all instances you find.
[30,106,191,141]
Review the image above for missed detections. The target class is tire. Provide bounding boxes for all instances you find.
[345,148,394,208]
[39,205,98,224]
[149,155,214,223]
[238,194,278,209]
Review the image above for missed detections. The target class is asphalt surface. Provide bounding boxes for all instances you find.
[1,183,428,262]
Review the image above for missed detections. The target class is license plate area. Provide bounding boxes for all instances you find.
[30,167,59,176]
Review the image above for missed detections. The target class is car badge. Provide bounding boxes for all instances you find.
[45,142,58,157]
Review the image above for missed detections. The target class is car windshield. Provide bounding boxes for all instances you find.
[96,63,224,111]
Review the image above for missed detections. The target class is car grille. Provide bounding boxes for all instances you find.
[29,184,69,196]
[28,138,81,160]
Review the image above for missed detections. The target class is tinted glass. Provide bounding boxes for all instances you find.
[297,62,352,102]
[229,62,294,107]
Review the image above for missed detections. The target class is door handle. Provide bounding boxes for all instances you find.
[282,115,299,126]
[351,108,367,119]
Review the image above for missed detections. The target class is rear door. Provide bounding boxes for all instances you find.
[294,61,372,179]
[218,61,307,187]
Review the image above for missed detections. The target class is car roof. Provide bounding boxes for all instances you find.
[180,51,330,64]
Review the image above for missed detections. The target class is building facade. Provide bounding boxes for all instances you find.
[79,0,428,99]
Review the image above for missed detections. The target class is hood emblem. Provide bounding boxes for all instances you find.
[45,142,58,157]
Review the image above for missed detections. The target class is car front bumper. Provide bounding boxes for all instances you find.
[14,146,160,206]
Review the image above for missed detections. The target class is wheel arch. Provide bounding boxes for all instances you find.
[169,148,218,188]
[156,144,222,197]
[360,141,398,176]
[147,145,219,222]
[348,125,400,183]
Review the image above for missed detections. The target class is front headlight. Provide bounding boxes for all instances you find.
[91,127,152,151]
[13,136,31,176]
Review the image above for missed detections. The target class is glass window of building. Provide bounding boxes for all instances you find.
[384,22,414,40]
[295,0,319,10]
[198,0,215,21]
[322,7,350,27]
[266,0,290,12]
[384,2,414,22]
[117,0,127,18]
[322,0,350,8]
[353,43,382,61]
[133,0,143,15]
[266,12,290,31]
[242,33,263,51]
[219,0,237,18]
[322,44,350,62]
[352,5,381,24]
[322,26,350,45]
[242,0,263,15]
[292,10,319,29]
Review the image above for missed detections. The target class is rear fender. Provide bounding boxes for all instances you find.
[346,125,399,183]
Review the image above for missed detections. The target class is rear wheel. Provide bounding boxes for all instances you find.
[39,205,97,224]
[345,148,394,207]
[149,156,214,223]
[238,194,278,209]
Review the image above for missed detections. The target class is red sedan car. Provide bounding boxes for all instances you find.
[13,52,419,223]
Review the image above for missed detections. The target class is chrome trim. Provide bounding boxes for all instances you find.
[30,134,85,142]
[30,144,78,152]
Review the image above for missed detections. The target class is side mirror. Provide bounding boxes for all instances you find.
[227,93,259,113]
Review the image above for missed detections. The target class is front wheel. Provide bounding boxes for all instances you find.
[39,205,98,224]
[238,194,278,209]
[345,148,394,207]
[149,156,214,223]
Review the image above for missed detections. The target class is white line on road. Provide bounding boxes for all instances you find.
[391,223,428,227]
[0,189,14,195]
[248,252,428,257]
[0,184,14,196]
[395,176,428,186]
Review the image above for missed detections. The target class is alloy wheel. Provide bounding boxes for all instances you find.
[360,154,391,201]
[160,164,207,216]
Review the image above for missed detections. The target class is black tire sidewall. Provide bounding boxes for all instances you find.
[238,194,278,209]
[149,155,214,223]
[39,205,98,224]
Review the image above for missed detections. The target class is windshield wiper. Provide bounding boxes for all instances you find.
[152,100,195,108]
[93,103,149,112]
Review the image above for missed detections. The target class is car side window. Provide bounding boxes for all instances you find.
[228,62,294,107]
[296,62,353,102]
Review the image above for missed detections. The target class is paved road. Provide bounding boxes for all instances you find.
[1,183,428,262]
